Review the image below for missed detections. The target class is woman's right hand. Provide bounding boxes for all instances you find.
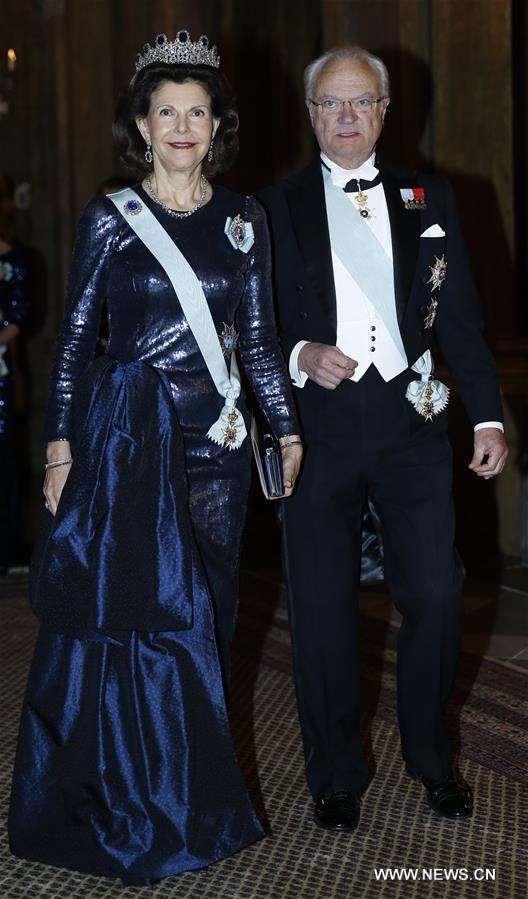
[279,435,303,497]
[43,441,72,516]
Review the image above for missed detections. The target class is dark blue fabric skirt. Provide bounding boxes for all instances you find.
[8,589,263,886]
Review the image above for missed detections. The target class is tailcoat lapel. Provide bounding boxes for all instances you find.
[285,159,337,332]
[283,157,422,335]
[378,159,422,327]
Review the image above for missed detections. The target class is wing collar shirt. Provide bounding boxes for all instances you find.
[290,151,408,387]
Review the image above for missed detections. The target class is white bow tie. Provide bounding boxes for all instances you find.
[323,157,380,189]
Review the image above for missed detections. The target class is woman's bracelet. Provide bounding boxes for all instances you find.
[44,458,73,470]
[280,440,303,449]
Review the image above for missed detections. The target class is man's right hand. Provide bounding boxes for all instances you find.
[298,342,357,389]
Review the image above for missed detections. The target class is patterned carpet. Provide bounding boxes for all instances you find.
[1,569,527,899]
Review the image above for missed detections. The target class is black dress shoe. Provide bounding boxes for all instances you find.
[417,775,473,819]
[313,790,360,831]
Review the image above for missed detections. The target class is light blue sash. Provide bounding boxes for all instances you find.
[108,188,246,449]
[322,167,406,360]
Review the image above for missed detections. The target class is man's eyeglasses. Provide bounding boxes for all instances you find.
[308,96,388,116]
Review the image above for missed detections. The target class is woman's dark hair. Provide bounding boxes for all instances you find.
[113,63,239,179]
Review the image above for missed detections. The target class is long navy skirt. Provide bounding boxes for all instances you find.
[8,588,263,886]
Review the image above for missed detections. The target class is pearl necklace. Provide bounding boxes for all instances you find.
[144,174,208,218]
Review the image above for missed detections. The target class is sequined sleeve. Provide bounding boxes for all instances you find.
[43,197,119,442]
[236,196,299,438]
[0,246,30,329]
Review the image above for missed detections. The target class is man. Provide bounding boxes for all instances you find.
[256,46,507,831]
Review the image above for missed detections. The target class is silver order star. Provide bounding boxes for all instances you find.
[427,254,447,292]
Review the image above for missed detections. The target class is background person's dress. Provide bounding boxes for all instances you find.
[9,187,298,885]
[0,245,30,573]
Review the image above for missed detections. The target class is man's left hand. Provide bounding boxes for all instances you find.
[468,428,508,480]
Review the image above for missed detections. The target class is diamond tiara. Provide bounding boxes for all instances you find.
[135,30,220,72]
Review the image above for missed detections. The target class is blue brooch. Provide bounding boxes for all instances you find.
[123,198,143,216]
[224,215,254,253]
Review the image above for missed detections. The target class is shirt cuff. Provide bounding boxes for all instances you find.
[289,340,310,388]
[474,421,504,433]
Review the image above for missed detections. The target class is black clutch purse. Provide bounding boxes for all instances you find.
[250,414,285,500]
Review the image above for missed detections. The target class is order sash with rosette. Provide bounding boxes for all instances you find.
[108,187,246,449]
[322,169,449,419]
[322,165,407,361]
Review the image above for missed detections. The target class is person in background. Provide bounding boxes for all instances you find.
[0,173,30,575]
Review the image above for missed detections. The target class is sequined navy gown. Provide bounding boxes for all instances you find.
[9,186,298,885]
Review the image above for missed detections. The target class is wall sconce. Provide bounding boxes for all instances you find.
[0,47,17,117]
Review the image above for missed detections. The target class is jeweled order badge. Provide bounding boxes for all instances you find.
[224,214,254,253]
[219,322,239,357]
[354,181,375,221]
[428,254,447,291]
[424,254,447,329]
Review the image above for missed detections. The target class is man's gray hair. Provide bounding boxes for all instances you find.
[304,46,390,99]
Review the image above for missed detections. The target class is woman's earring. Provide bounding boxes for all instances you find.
[145,142,153,164]
[207,141,214,163]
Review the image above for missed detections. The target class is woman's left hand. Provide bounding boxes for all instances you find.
[279,435,303,498]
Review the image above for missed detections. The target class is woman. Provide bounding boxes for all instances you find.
[9,31,302,886]
[0,174,30,575]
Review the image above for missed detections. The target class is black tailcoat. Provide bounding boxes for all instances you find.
[255,158,503,798]
[257,157,502,435]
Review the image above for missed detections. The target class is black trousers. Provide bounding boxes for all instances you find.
[282,367,464,799]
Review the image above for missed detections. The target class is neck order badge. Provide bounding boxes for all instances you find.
[354,180,375,221]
